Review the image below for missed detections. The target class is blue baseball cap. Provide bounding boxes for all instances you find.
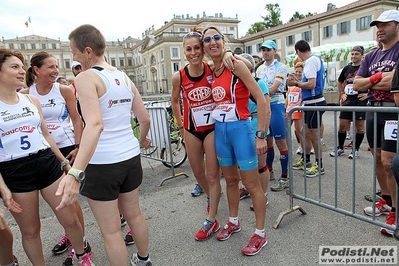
[260,40,277,50]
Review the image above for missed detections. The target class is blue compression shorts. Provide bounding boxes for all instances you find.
[214,119,258,171]
[269,103,286,140]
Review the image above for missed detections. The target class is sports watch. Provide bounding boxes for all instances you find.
[256,130,267,139]
[68,168,85,183]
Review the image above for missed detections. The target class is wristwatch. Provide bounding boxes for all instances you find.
[256,130,268,139]
[68,168,85,183]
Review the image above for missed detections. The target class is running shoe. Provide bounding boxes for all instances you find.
[120,214,127,227]
[348,150,359,159]
[216,221,241,241]
[270,178,289,192]
[329,148,345,157]
[191,184,204,197]
[305,163,325,178]
[296,146,303,155]
[125,228,135,245]
[364,190,382,202]
[346,131,351,140]
[76,252,95,266]
[344,141,353,149]
[292,158,312,170]
[269,170,275,181]
[363,198,392,216]
[195,219,220,241]
[239,187,250,200]
[241,233,268,256]
[63,242,92,266]
[52,234,71,255]
[131,253,152,266]
[380,211,396,236]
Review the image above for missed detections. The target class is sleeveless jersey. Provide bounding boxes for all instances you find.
[302,55,325,100]
[87,67,140,164]
[0,93,50,161]
[29,83,75,148]
[180,62,215,131]
[211,68,250,122]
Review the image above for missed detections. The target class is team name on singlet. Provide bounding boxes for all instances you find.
[0,107,35,122]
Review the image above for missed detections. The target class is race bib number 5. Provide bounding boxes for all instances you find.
[384,120,398,141]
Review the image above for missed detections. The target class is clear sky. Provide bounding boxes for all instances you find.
[0,0,353,41]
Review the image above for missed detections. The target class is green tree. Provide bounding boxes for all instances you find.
[289,11,316,22]
[261,3,283,28]
[247,22,267,35]
[246,3,282,35]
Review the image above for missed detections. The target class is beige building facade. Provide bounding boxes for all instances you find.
[1,0,398,95]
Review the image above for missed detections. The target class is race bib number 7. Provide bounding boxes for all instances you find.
[384,120,398,141]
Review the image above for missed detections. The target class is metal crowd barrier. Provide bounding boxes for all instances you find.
[135,100,188,186]
[275,105,399,238]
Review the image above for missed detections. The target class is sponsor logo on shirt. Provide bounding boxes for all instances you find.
[108,98,132,108]
[2,126,36,137]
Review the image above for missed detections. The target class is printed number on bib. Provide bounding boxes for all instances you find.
[20,135,31,150]
[384,120,398,141]
[212,103,238,122]
[191,103,215,127]
[288,92,300,103]
[344,84,357,95]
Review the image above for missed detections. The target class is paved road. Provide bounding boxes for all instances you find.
[5,111,399,265]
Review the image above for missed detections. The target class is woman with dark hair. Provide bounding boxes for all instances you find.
[0,48,92,265]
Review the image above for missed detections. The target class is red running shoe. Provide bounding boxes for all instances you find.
[195,219,220,241]
[380,212,396,236]
[216,221,241,241]
[241,233,268,256]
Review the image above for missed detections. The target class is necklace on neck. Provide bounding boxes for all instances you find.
[213,64,224,76]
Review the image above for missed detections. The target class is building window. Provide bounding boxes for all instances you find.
[20,43,25,50]
[286,35,295,46]
[302,31,312,41]
[323,25,333,38]
[41,43,46,49]
[120,59,124,67]
[66,61,71,69]
[337,21,351,34]
[171,47,179,58]
[245,46,253,54]
[151,55,156,65]
[128,59,132,66]
[173,62,179,72]
[111,58,116,66]
[31,43,36,49]
[162,64,165,77]
[179,28,185,32]
[160,49,164,60]
[52,43,56,49]
[356,15,371,31]
[9,44,14,49]
[229,26,235,31]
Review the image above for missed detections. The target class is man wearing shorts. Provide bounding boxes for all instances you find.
[256,40,289,191]
[330,46,367,159]
[353,9,399,236]
[287,40,326,178]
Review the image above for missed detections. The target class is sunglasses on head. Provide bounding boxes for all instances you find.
[203,34,222,43]
[184,32,202,39]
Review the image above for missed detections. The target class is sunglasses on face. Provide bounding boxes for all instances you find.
[203,34,222,43]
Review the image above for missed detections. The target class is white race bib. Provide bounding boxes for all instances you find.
[191,102,215,127]
[47,123,68,144]
[344,84,358,95]
[384,120,398,141]
[212,103,238,122]
[288,91,300,103]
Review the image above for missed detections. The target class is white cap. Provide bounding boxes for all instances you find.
[370,10,399,26]
[71,61,81,69]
